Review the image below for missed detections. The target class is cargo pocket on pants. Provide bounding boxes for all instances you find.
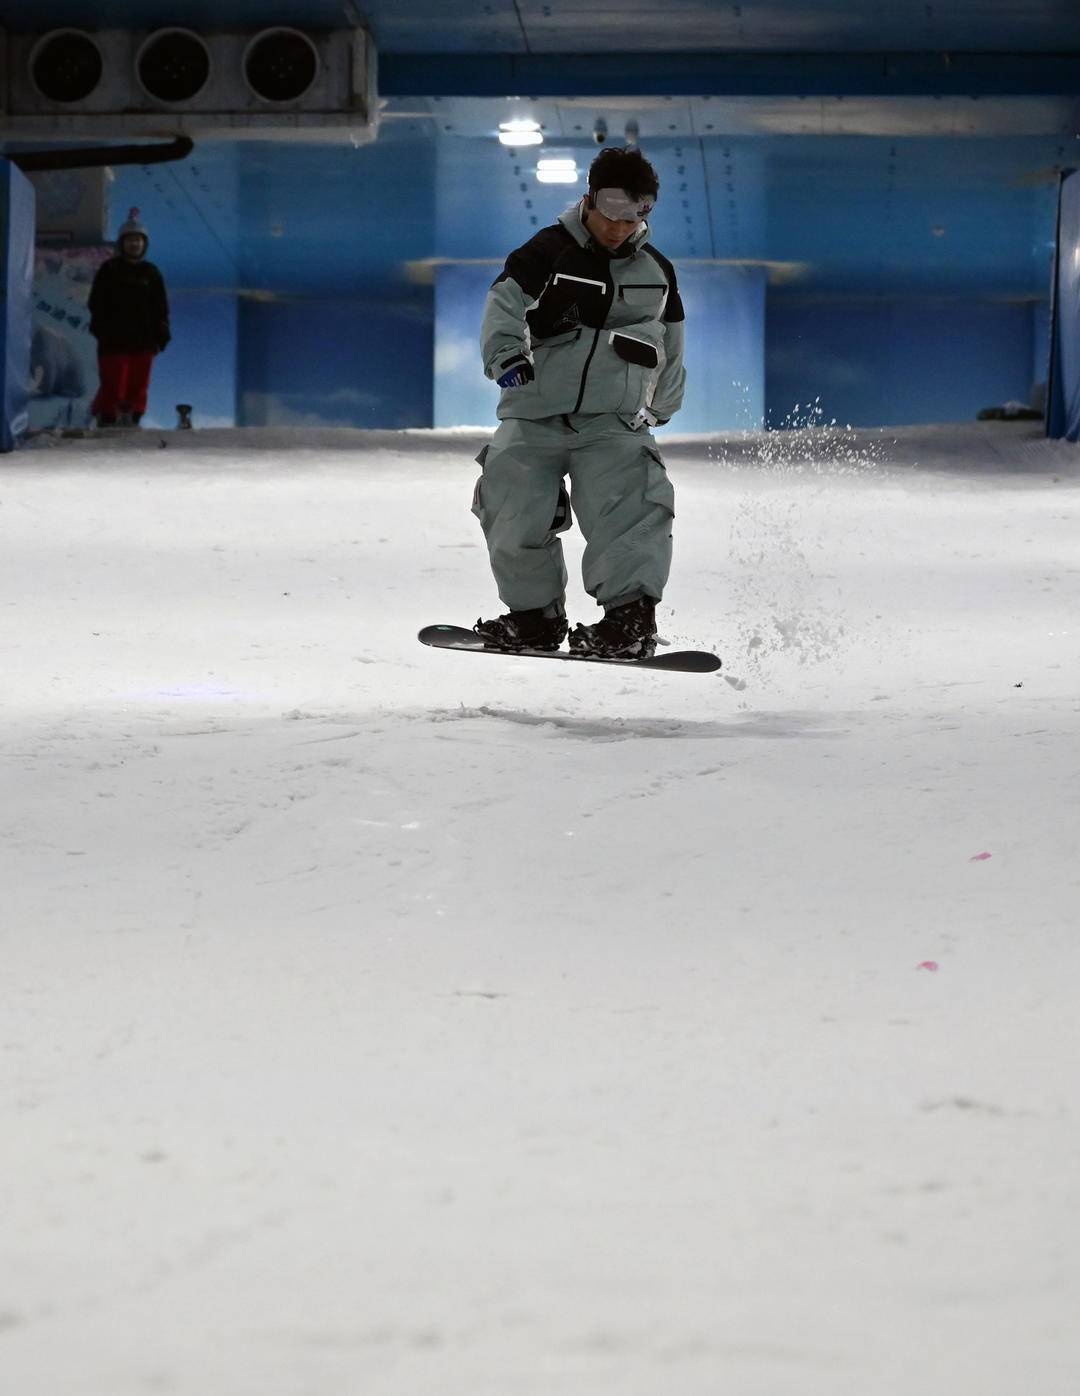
[471,444,490,523]
[644,448,675,519]
[550,483,573,533]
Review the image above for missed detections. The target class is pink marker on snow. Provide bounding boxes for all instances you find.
[917,961,939,972]
[969,852,993,862]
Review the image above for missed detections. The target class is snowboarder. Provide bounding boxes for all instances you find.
[88,208,171,428]
[473,145,686,658]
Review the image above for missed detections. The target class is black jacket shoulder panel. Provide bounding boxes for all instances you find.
[642,244,685,323]
[493,223,577,300]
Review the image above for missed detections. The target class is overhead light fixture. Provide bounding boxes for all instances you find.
[498,118,542,147]
[536,155,579,185]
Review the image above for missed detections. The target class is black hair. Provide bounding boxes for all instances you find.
[587,146,659,198]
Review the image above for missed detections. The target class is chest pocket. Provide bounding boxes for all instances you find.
[529,270,609,339]
[617,282,667,314]
[610,331,659,369]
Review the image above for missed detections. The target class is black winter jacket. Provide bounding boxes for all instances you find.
[88,256,171,355]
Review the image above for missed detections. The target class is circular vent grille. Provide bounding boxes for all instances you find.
[136,29,212,104]
[243,29,319,104]
[30,30,103,104]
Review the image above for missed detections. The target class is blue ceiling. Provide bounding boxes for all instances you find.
[5,1,1077,301]
[6,1,1080,51]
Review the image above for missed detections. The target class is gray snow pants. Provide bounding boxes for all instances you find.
[471,412,675,613]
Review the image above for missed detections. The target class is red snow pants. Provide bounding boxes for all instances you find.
[92,351,155,420]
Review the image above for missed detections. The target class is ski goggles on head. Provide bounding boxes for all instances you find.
[590,186,655,222]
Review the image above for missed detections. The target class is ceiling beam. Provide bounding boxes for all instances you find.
[380,51,1080,100]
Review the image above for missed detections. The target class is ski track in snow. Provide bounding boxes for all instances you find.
[2,422,1080,1395]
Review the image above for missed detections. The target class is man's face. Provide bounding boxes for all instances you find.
[585,205,639,251]
[121,234,146,260]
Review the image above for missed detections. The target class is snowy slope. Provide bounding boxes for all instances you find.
[2,422,1079,1395]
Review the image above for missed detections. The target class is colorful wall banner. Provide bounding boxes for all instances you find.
[30,244,113,432]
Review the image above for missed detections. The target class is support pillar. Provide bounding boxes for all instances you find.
[0,160,36,450]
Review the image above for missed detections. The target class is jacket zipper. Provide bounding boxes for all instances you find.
[570,269,616,414]
[571,326,603,414]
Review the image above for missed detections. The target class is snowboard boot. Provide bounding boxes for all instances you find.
[474,606,568,652]
[95,412,118,428]
[570,597,658,659]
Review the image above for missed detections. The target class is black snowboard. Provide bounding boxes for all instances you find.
[418,624,721,673]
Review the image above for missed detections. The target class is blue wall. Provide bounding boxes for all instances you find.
[49,123,1065,434]
[1032,298,1051,411]
[145,273,1046,433]
[144,292,238,429]
[237,291,434,428]
[83,122,1067,433]
[766,296,1045,427]
[433,262,501,428]
[678,262,765,432]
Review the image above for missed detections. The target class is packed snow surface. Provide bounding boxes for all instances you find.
[3,422,1079,1395]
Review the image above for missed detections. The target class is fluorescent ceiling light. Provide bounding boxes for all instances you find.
[498,118,543,146]
[536,156,579,184]
[499,129,543,147]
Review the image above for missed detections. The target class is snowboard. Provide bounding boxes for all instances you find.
[418,624,721,673]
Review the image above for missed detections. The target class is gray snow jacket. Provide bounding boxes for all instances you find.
[481,203,686,425]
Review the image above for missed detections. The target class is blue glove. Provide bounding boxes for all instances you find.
[497,355,535,389]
